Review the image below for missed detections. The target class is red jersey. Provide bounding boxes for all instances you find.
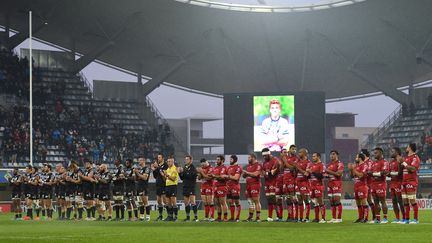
[353,162,368,187]
[296,159,311,183]
[370,159,389,184]
[213,165,227,187]
[389,159,402,186]
[402,154,420,183]
[327,160,344,182]
[309,162,325,186]
[283,154,298,180]
[262,157,278,183]
[246,162,262,185]
[226,164,242,187]
[201,165,214,187]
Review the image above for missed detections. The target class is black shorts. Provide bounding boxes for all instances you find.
[41,192,53,199]
[124,190,135,198]
[56,192,67,200]
[25,192,37,200]
[183,186,195,197]
[12,192,21,200]
[99,192,111,201]
[165,185,177,198]
[112,185,124,196]
[84,192,95,200]
[137,186,148,196]
[156,185,166,196]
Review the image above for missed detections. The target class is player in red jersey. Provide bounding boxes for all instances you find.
[212,155,228,222]
[274,149,286,221]
[388,147,405,223]
[348,153,369,223]
[262,148,279,222]
[367,147,389,224]
[294,148,312,223]
[197,158,215,221]
[243,153,262,222]
[361,149,376,222]
[282,144,298,222]
[326,150,344,223]
[400,143,421,224]
[226,155,243,222]
[308,152,326,223]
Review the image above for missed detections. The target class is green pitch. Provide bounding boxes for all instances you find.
[0,210,431,243]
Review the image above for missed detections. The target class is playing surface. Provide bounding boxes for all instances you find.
[0,211,431,243]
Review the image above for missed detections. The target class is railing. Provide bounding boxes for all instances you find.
[360,104,403,149]
[78,71,94,96]
[145,97,188,153]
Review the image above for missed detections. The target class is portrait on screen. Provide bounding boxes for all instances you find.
[254,96,295,152]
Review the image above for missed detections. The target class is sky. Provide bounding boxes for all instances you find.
[14,38,420,131]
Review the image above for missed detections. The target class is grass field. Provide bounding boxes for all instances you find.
[0,210,431,243]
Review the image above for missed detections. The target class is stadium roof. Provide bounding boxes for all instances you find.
[1,0,432,100]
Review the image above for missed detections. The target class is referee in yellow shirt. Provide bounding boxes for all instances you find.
[163,157,179,221]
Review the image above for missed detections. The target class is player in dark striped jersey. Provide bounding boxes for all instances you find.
[112,159,125,221]
[135,157,152,221]
[8,168,23,220]
[54,163,67,220]
[124,159,138,221]
[94,164,112,220]
[40,164,55,220]
[81,160,96,220]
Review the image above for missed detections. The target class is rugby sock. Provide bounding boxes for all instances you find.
[146,206,151,216]
[236,205,241,220]
[336,203,342,219]
[27,208,33,219]
[42,209,46,217]
[383,213,387,219]
[58,207,62,219]
[78,208,83,219]
[369,203,375,220]
[192,204,198,217]
[66,208,72,219]
[256,211,261,220]
[363,205,369,220]
[394,210,400,220]
[87,208,91,218]
[217,211,222,220]
[320,205,326,220]
[91,206,96,218]
[288,203,293,219]
[210,205,215,218]
[294,202,299,220]
[277,204,283,219]
[139,206,145,216]
[174,207,178,218]
[204,205,209,218]
[331,204,336,219]
[305,203,311,220]
[412,203,419,220]
[120,206,125,219]
[223,212,228,220]
[128,211,132,219]
[230,205,235,220]
[158,205,164,217]
[404,204,410,220]
[186,205,191,217]
[115,206,120,219]
[36,208,40,217]
[299,204,304,219]
[62,212,65,219]
[357,206,362,219]
[167,206,173,218]
[315,206,320,220]
[134,209,138,218]
[248,211,253,220]
[268,204,274,218]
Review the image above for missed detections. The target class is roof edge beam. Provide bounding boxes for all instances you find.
[7,23,45,50]
[71,40,114,74]
[140,60,186,97]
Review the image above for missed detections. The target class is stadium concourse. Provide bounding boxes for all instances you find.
[2,0,432,242]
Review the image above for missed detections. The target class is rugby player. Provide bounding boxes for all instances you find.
[348,153,369,223]
[294,148,312,223]
[197,158,215,221]
[112,159,125,221]
[262,148,278,222]
[40,164,55,220]
[178,155,198,222]
[80,160,96,221]
[8,168,23,220]
[213,155,228,222]
[308,152,326,223]
[67,161,83,220]
[368,147,389,224]
[226,155,242,222]
[124,159,138,221]
[400,143,421,224]
[94,163,112,220]
[275,149,285,221]
[135,157,152,221]
[388,147,404,223]
[152,153,169,221]
[326,150,344,223]
[54,164,67,220]
[23,165,37,220]
[282,144,298,222]
[243,152,262,222]
[361,149,376,222]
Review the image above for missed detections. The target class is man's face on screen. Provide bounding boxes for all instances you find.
[269,104,281,119]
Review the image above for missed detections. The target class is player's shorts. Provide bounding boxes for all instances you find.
[214,185,228,198]
[327,181,342,197]
[227,184,240,199]
[156,185,166,196]
[124,189,136,198]
[402,181,417,195]
[25,192,37,200]
[41,191,53,199]
[183,186,195,197]
[275,176,284,196]
[264,181,276,195]
[390,183,402,197]
[83,190,95,200]
[56,191,66,200]
[98,191,111,201]
[112,185,124,196]
[354,185,369,200]
[283,179,296,194]
[165,185,177,197]
[370,183,387,198]
[245,183,260,198]
[310,184,324,198]
[137,185,149,197]
[200,185,213,196]
[296,181,310,196]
